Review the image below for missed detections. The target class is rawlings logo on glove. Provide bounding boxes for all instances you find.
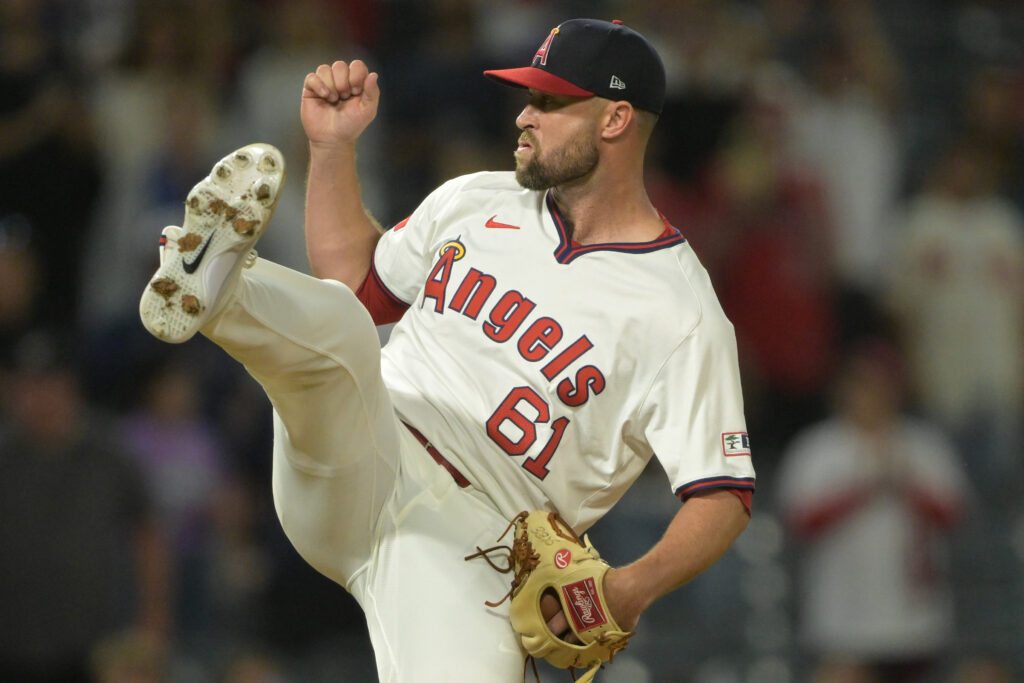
[563,577,608,631]
[466,510,634,683]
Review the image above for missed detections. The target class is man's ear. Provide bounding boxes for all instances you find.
[600,101,635,140]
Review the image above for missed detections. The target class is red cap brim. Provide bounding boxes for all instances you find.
[483,67,594,98]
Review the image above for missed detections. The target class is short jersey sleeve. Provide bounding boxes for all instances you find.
[640,318,756,501]
[372,175,468,304]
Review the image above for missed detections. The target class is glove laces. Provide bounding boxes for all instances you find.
[464,511,537,607]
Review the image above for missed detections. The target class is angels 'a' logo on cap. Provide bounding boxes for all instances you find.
[533,27,559,66]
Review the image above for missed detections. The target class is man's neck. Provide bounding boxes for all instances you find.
[551,182,664,245]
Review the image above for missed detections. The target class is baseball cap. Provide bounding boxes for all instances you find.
[484,19,666,115]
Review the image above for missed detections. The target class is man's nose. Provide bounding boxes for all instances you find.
[516,105,538,130]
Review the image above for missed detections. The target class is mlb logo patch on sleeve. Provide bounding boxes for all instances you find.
[722,432,751,456]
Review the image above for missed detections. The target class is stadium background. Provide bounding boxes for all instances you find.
[1,0,1022,681]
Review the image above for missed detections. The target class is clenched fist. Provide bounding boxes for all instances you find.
[301,59,380,148]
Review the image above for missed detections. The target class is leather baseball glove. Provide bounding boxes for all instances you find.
[466,510,634,683]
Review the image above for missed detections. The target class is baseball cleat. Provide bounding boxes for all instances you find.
[139,143,285,343]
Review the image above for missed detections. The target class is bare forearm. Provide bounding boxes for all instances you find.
[305,142,383,287]
[606,489,749,626]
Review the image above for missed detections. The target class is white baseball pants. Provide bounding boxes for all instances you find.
[203,259,526,682]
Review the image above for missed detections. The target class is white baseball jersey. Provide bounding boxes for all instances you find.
[367,171,754,531]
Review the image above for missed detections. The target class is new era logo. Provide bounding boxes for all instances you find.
[609,75,626,90]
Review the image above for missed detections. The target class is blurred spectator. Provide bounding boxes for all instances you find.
[121,356,229,642]
[80,1,232,330]
[637,0,772,235]
[0,0,103,325]
[776,341,970,682]
[377,0,511,211]
[201,476,275,652]
[699,76,840,457]
[786,1,904,340]
[0,331,170,682]
[471,0,570,65]
[641,1,771,282]
[884,136,1024,505]
[622,0,771,98]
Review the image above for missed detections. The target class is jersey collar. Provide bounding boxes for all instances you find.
[545,191,685,264]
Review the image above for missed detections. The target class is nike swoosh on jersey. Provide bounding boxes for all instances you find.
[485,215,520,230]
[182,234,214,274]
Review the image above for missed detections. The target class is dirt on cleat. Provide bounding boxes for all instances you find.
[178,233,202,251]
[232,217,260,235]
[151,278,180,298]
[181,295,202,315]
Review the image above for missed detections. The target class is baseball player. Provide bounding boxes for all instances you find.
[139,19,754,682]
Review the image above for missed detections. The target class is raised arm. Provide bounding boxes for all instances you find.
[301,59,384,288]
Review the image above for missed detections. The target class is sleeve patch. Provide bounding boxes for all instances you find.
[722,432,751,457]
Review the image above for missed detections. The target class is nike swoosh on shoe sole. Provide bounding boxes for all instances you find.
[182,233,214,274]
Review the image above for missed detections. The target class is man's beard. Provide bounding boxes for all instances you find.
[515,132,599,190]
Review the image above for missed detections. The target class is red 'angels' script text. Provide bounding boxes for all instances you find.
[422,245,607,408]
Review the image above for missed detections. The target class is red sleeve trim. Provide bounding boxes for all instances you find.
[727,488,753,516]
[355,255,410,325]
[674,487,753,516]
[675,478,755,516]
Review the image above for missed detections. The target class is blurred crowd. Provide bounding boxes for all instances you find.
[1,0,1022,682]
